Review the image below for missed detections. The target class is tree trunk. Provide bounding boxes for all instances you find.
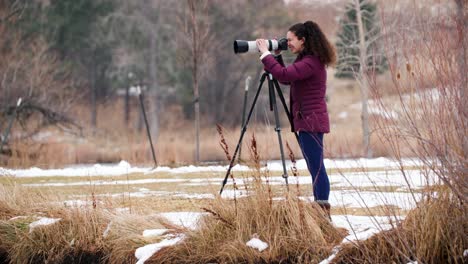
[90,60,97,129]
[124,86,130,127]
[355,0,372,158]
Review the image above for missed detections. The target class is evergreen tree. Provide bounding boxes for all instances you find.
[44,0,115,126]
[45,0,114,96]
[335,0,387,79]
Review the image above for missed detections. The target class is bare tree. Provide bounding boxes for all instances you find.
[0,2,79,155]
[371,0,468,202]
[335,0,387,158]
[185,0,211,163]
[355,0,371,158]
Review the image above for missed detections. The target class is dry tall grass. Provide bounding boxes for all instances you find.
[0,181,178,264]
[331,1,468,263]
[148,192,344,264]
[332,189,467,264]
[0,126,348,264]
[146,134,346,264]
[0,139,349,264]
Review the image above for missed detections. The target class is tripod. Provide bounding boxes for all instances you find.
[219,71,299,195]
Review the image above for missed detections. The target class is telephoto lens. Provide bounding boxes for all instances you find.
[233,38,288,54]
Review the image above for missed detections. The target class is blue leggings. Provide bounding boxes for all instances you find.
[298,132,330,201]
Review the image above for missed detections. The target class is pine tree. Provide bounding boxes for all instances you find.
[45,0,114,127]
[335,0,387,79]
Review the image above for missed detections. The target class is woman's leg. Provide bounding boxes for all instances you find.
[298,132,330,202]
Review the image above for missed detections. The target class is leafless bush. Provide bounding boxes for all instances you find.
[370,0,467,203]
[0,3,79,156]
[332,1,468,263]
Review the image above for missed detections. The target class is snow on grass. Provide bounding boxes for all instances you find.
[64,187,420,211]
[21,168,432,193]
[132,213,206,263]
[294,191,419,210]
[158,212,206,230]
[1,160,146,177]
[317,215,404,263]
[159,212,401,242]
[103,221,112,238]
[318,246,340,264]
[143,229,168,237]
[332,214,402,242]
[246,237,268,252]
[135,234,185,264]
[329,190,421,210]
[267,169,434,189]
[0,158,441,262]
[23,178,186,187]
[1,157,424,178]
[139,211,402,264]
[29,217,61,232]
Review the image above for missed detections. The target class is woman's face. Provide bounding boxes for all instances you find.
[286,31,304,54]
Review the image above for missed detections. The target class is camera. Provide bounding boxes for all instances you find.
[233,38,288,54]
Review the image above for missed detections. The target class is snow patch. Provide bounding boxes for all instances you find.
[319,254,336,264]
[143,229,168,237]
[159,212,206,230]
[246,237,268,252]
[103,221,112,238]
[1,157,424,178]
[135,234,185,264]
[29,217,61,232]
[331,215,402,242]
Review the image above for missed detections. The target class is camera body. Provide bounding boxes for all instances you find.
[234,38,288,54]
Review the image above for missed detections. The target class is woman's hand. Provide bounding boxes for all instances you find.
[273,38,282,55]
[255,39,269,53]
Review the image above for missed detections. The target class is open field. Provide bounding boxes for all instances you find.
[1,158,431,232]
[1,157,465,264]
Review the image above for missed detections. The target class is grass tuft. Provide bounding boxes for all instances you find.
[147,185,345,263]
[332,189,467,264]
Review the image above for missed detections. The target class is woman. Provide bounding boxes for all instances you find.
[256,21,336,219]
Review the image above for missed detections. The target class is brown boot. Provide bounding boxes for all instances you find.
[316,200,331,221]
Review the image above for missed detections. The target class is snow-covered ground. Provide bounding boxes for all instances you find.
[1,158,433,211]
[0,158,435,263]
[0,157,424,177]
[0,158,434,211]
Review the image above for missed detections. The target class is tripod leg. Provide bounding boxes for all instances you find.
[238,76,251,164]
[220,73,267,195]
[273,79,299,144]
[267,74,289,190]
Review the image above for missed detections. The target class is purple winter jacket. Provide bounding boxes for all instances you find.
[261,54,330,133]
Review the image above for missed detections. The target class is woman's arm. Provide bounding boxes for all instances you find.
[256,38,318,83]
[261,54,317,83]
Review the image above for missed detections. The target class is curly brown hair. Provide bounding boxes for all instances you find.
[289,21,336,67]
